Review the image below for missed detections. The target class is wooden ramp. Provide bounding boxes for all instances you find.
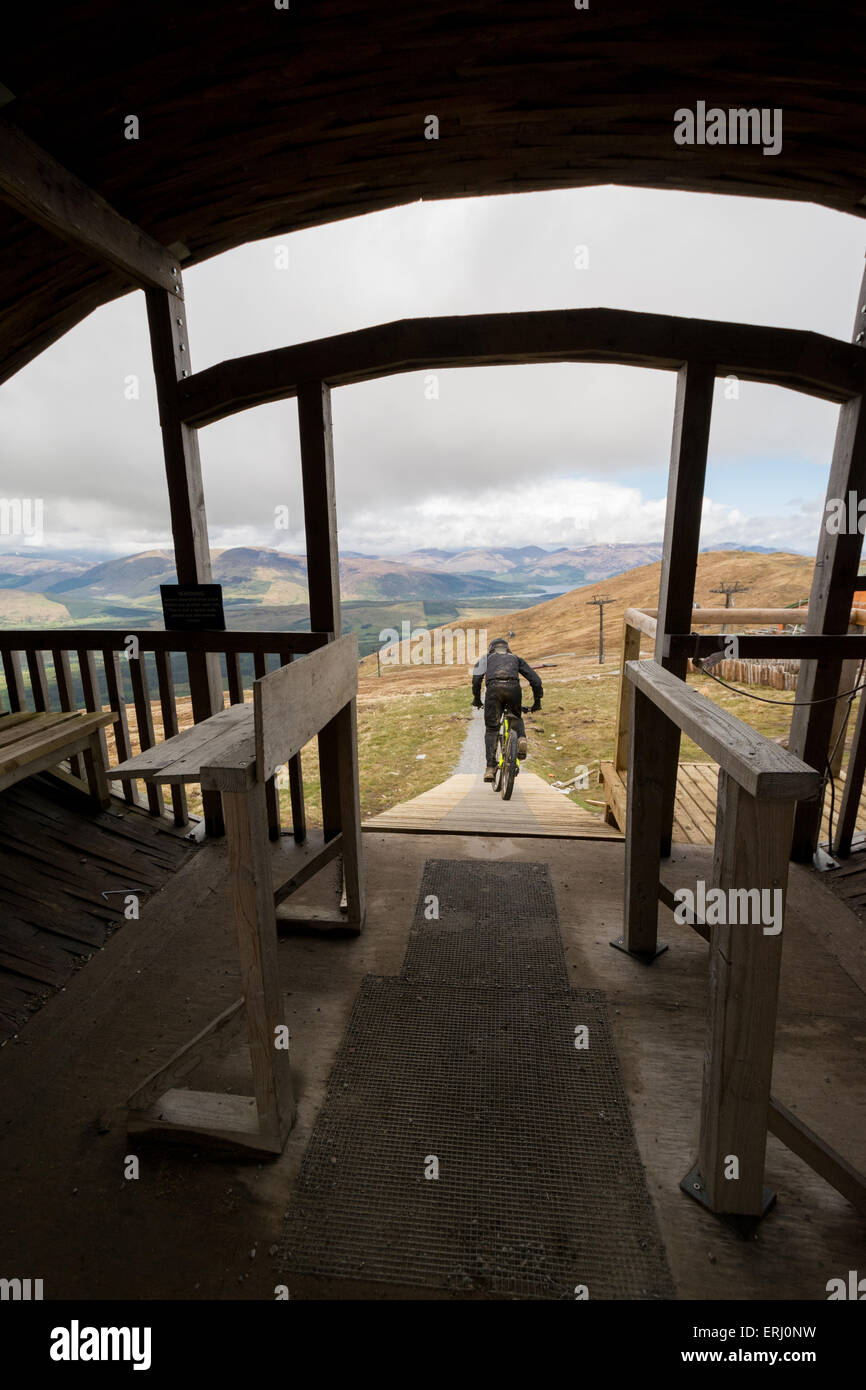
[364,770,623,840]
[672,761,866,847]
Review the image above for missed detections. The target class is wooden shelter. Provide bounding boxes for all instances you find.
[1,3,865,1295]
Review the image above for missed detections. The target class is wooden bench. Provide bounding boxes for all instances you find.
[0,709,115,807]
[108,633,364,1155]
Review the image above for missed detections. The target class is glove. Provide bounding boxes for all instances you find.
[472,698,482,709]
[531,700,542,712]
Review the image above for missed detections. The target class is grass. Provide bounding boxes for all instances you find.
[268,685,473,827]
[520,661,801,812]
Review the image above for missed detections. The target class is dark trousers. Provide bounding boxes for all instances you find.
[484,681,525,765]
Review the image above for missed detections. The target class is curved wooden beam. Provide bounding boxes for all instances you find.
[178,308,866,426]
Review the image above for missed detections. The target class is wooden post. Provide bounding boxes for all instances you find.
[146,285,224,836]
[154,650,188,826]
[690,772,792,1216]
[655,361,716,857]
[281,654,306,845]
[129,653,164,818]
[254,650,281,841]
[27,650,51,711]
[618,680,669,961]
[614,621,642,774]
[52,648,83,779]
[297,380,343,842]
[2,650,25,712]
[102,648,140,806]
[222,782,295,1147]
[828,624,860,778]
[332,699,366,930]
[833,683,866,856]
[790,260,866,861]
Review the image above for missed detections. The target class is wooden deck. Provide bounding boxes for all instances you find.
[364,769,623,839]
[0,774,196,1043]
[672,761,866,847]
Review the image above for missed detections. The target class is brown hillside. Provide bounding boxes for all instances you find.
[358,550,815,695]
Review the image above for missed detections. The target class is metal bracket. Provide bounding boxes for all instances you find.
[609,935,668,964]
[680,1163,776,1233]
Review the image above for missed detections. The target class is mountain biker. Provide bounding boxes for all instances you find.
[471,638,543,782]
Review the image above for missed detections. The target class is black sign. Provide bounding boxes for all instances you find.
[160,583,226,631]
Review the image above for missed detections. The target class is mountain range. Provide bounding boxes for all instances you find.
[0,541,792,628]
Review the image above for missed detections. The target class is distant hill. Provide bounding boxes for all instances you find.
[0,541,811,629]
[359,549,816,691]
[387,542,664,584]
[0,589,71,626]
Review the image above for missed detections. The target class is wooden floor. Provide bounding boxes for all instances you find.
[364,769,623,839]
[673,762,866,846]
[0,774,196,1043]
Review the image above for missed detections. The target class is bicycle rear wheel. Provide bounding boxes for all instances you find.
[492,751,503,791]
[501,730,518,800]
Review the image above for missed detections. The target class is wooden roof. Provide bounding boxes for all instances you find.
[3,1,866,381]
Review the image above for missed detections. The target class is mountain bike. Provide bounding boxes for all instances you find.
[491,704,531,801]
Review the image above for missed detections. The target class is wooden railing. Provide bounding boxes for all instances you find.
[602,604,866,837]
[620,656,865,1219]
[0,628,328,836]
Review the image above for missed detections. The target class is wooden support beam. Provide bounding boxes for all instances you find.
[768,1096,866,1216]
[0,118,181,294]
[146,283,224,836]
[692,775,793,1216]
[332,699,366,931]
[298,379,343,842]
[790,261,866,862]
[176,309,866,428]
[828,624,861,778]
[641,607,811,627]
[614,622,642,774]
[667,632,866,660]
[619,683,669,961]
[833,685,866,856]
[655,362,716,856]
[222,782,295,1146]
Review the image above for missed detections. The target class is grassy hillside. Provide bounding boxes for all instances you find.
[0,589,71,625]
[358,549,815,695]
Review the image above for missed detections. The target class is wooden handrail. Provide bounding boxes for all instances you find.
[625,658,822,802]
[0,629,329,654]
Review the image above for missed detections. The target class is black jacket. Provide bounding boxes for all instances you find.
[472,648,543,702]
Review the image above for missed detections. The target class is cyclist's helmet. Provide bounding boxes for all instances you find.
[489,638,510,654]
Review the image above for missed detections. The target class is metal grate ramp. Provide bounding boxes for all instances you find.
[280,861,673,1299]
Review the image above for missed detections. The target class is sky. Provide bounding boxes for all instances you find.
[0,183,863,560]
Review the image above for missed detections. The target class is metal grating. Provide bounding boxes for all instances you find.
[401,859,569,987]
[281,977,674,1299]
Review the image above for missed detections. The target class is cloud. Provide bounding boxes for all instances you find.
[0,185,858,558]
